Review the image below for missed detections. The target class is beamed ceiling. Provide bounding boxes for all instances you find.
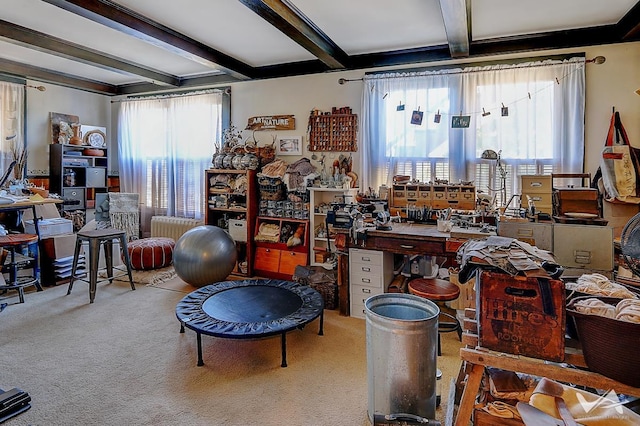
[0,0,638,96]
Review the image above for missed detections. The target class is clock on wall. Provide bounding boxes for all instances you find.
[84,130,106,147]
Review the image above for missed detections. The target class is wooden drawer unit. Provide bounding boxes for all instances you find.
[349,248,394,319]
[521,175,552,214]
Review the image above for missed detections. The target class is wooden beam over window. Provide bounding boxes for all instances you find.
[438,0,471,58]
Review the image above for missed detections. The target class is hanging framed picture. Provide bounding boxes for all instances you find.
[276,136,303,156]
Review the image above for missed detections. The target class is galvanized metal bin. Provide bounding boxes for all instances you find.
[365,293,439,422]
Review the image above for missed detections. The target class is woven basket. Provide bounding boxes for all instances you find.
[567,295,640,387]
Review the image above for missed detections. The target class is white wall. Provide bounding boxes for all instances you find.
[25,83,111,176]
[24,41,640,186]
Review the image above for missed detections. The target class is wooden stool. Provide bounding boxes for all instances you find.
[67,229,135,303]
[0,233,42,303]
[408,277,462,355]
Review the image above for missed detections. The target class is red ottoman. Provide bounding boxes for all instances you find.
[126,237,175,270]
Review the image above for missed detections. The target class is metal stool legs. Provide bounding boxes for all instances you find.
[67,230,135,303]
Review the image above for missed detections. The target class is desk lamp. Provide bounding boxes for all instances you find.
[481,149,507,207]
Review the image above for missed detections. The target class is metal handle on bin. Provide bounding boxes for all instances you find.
[400,244,415,249]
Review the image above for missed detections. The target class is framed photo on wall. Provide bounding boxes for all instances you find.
[276,136,303,155]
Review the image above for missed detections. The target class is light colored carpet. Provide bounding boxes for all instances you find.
[98,265,177,286]
[0,276,463,426]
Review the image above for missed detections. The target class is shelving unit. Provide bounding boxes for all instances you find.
[308,108,358,152]
[205,168,257,277]
[309,187,357,267]
[253,217,309,280]
[49,144,108,212]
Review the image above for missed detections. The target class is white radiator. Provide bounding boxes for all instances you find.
[150,216,203,242]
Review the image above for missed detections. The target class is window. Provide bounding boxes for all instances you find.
[0,81,25,182]
[362,57,585,208]
[118,90,227,235]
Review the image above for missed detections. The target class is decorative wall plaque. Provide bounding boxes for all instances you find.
[246,115,295,131]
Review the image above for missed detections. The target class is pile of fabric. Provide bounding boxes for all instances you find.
[284,158,316,192]
[572,297,640,323]
[565,273,638,299]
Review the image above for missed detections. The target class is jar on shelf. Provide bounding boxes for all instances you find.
[64,168,76,187]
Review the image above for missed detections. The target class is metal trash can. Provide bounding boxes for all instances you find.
[365,293,439,422]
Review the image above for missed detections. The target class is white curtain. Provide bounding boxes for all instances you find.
[118,90,222,235]
[361,57,585,200]
[0,82,24,182]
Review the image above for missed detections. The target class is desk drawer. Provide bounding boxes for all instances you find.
[350,248,385,266]
[350,271,384,289]
[367,237,445,255]
[350,285,384,319]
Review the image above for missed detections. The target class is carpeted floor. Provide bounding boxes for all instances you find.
[0,275,463,426]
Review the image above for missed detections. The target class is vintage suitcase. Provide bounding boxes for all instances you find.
[477,271,565,361]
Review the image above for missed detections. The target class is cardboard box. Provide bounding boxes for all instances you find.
[24,217,73,238]
[41,234,77,260]
[603,201,640,238]
[22,203,73,238]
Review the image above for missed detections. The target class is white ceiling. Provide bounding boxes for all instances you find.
[0,0,638,95]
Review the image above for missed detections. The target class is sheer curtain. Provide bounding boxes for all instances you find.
[361,57,585,203]
[0,82,24,181]
[118,90,222,235]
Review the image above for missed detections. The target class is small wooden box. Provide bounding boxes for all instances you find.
[553,188,599,216]
[478,271,565,361]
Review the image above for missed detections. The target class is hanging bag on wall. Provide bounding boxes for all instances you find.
[596,110,640,204]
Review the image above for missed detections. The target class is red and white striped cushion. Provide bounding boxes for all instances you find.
[126,237,175,270]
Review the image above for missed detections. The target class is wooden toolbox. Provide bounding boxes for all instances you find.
[477,271,565,362]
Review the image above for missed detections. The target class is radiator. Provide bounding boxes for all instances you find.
[150,216,203,242]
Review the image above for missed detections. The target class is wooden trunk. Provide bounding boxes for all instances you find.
[478,271,565,362]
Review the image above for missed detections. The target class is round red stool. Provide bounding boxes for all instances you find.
[408,277,462,355]
[126,237,175,270]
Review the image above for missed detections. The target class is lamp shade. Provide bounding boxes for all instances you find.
[481,149,498,160]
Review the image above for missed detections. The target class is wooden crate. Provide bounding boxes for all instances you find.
[478,271,565,362]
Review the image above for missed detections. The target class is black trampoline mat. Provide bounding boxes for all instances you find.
[202,286,303,323]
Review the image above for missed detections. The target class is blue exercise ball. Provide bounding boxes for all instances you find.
[174,225,237,287]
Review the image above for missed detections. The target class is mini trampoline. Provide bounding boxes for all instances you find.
[175,279,324,367]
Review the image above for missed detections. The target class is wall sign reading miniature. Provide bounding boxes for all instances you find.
[246,115,295,131]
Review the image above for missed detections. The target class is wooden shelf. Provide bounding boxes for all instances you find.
[308,108,357,152]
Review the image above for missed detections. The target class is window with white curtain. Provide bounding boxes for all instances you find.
[118,90,225,234]
[361,56,585,207]
[0,81,25,182]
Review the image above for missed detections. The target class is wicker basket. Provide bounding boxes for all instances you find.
[567,295,640,387]
[258,175,286,201]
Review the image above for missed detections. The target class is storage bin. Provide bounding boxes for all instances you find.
[567,295,640,387]
[227,219,247,242]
